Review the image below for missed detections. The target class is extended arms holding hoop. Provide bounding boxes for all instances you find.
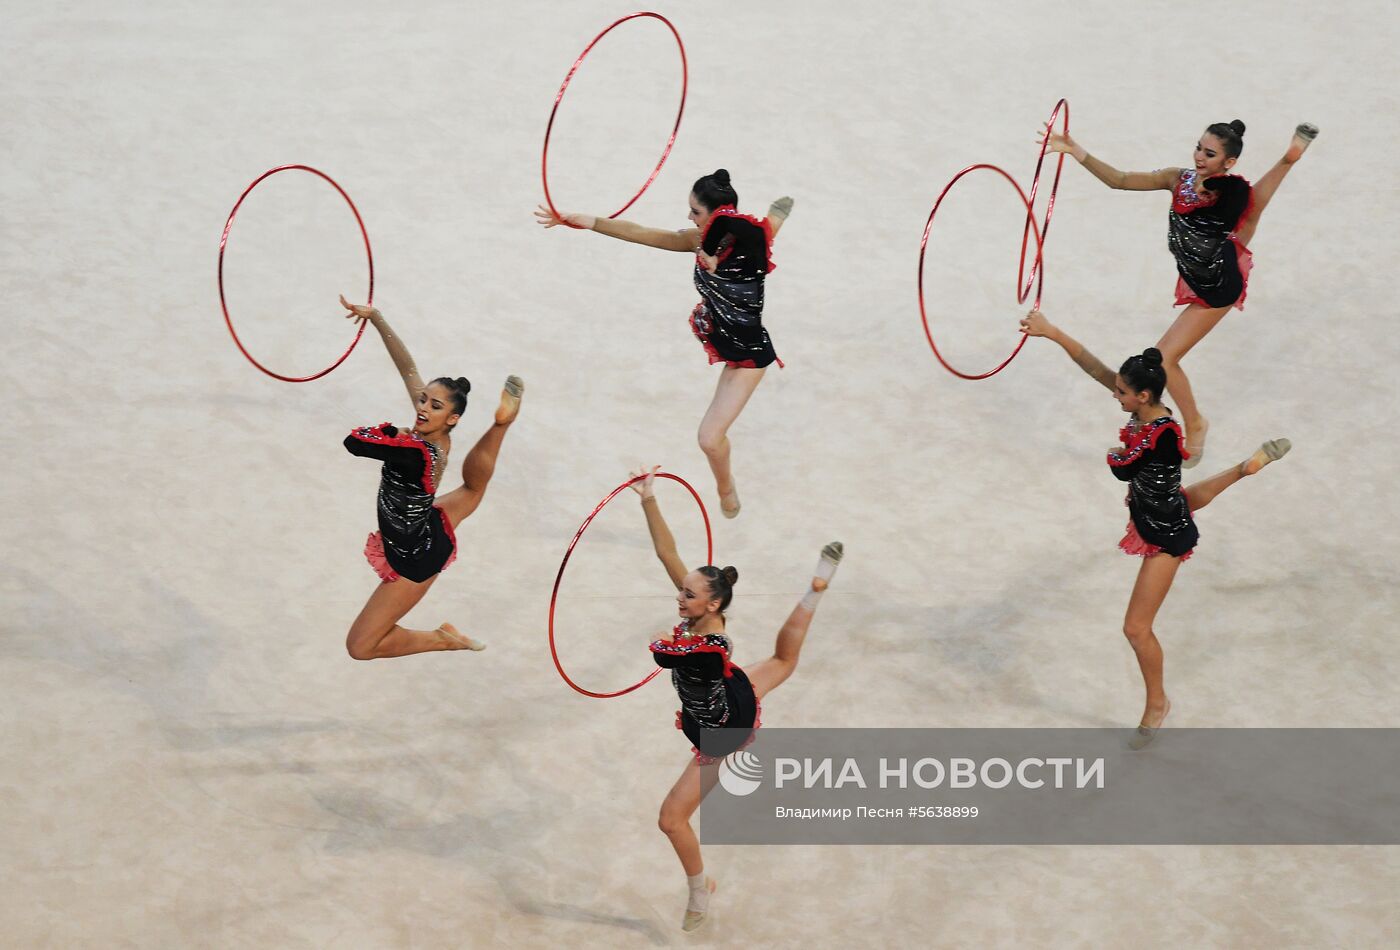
[535,205,699,251]
[630,465,688,589]
[1040,125,1179,192]
[340,296,424,406]
[1020,310,1117,392]
[534,196,795,264]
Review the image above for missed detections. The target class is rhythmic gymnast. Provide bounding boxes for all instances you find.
[338,296,522,660]
[629,466,841,930]
[1020,309,1291,747]
[536,170,792,518]
[1041,118,1317,466]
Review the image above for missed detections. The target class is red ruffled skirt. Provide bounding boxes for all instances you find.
[363,519,458,583]
[1119,520,1194,562]
[1174,236,1253,311]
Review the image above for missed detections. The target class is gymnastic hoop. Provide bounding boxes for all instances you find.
[218,164,374,383]
[549,471,713,698]
[1017,98,1070,305]
[541,12,688,227]
[918,163,1043,380]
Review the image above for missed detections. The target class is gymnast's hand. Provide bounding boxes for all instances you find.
[629,464,661,499]
[1038,123,1085,162]
[1019,309,1056,338]
[695,249,719,274]
[534,204,596,230]
[340,294,381,325]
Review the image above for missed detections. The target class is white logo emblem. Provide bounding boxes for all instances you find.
[718,750,763,797]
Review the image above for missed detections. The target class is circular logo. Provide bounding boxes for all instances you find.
[718,750,763,797]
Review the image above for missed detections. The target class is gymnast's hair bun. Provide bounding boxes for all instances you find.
[713,168,731,187]
[1228,119,1246,137]
[721,565,739,586]
[453,376,472,394]
[1141,347,1164,366]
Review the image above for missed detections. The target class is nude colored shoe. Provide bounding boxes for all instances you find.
[719,485,741,519]
[1242,438,1292,476]
[437,623,486,652]
[1285,123,1319,163]
[1129,698,1171,750]
[682,877,717,933]
[496,376,524,425]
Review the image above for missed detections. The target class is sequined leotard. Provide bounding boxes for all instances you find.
[1168,170,1254,310]
[1108,415,1199,559]
[344,422,457,583]
[651,619,760,762]
[688,206,783,369]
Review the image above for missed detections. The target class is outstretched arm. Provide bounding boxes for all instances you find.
[1040,124,1179,192]
[534,205,700,252]
[340,295,424,407]
[1020,310,1117,392]
[629,466,688,589]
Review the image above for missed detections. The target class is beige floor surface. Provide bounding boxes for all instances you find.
[4,0,1399,946]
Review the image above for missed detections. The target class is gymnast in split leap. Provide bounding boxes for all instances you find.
[338,295,522,660]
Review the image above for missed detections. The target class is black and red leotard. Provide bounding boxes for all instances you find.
[1108,415,1199,560]
[651,619,760,762]
[1167,170,1254,310]
[688,206,783,369]
[344,422,457,583]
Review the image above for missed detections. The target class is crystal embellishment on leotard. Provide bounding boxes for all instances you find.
[651,619,734,730]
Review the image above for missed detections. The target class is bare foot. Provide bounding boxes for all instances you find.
[1182,416,1209,469]
[1284,123,1319,164]
[1242,438,1292,476]
[496,376,523,426]
[437,623,486,652]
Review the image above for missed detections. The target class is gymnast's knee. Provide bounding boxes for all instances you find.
[697,428,726,456]
[1122,621,1153,647]
[658,806,690,837]
[346,635,378,661]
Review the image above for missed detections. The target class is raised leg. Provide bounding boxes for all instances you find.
[1122,553,1181,731]
[697,365,766,517]
[1155,303,1231,466]
[437,377,522,527]
[1235,123,1318,247]
[1183,438,1292,512]
[744,543,843,699]
[345,574,480,659]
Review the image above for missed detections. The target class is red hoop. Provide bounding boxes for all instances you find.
[541,12,688,228]
[218,165,374,383]
[918,163,1044,380]
[549,472,713,699]
[1017,98,1070,304]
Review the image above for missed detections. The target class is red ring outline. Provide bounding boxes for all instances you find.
[549,472,713,699]
[918,163,1044,380]
[218,164,374,383]
[1017,98,1070,304]
[541,12,688,228]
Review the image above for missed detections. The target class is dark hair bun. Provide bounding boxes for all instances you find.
[454,376,471,394]
[721,565,739,586]
[1229,119,1246,137]
[1141,347,1163,366]
[713,168,731,186]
